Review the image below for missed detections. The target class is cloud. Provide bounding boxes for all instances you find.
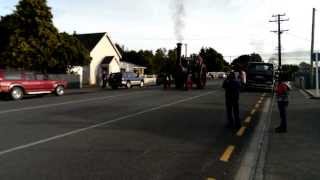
[250,39,265,53]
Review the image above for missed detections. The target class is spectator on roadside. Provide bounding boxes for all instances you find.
[223,72,241,129]
[240,70,246,86]
[163,72,171,89]
[275,74,291,133]
[102,70,108,88]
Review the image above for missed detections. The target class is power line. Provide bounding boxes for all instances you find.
[286,32,311,42]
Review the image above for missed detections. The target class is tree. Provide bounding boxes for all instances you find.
[152,48,167,74]
[0,0,60,72]
[115,45,226,74]
[199,47,227,72]
[141,50,154,74]
[281,64,299,81]
[250,53,262,62]
[51,33,91,73]
[0,0,90,73]
[299,62,311,73]
[0,15,17,57]
[232,53,263,70]
[115,43,125,56]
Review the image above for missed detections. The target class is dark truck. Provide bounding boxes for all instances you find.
[246,62,275,91]
[108,72,144,89]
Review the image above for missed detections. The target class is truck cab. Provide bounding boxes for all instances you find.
[246,62,275,90]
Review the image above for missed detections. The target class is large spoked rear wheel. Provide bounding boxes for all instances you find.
[11,87,24,100]
[55,85,65,96]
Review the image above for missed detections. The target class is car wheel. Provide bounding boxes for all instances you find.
[126,81,131,88]
[140,81,144,88]
[11,87,24,100]
[55,85,65,96]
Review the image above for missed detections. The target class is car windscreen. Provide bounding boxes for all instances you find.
[248,64,273,75]
[127,73,137,78]
[110,73,121,79]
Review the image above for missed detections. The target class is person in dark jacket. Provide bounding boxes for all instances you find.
[223,72,241,129]
[102,70,108,88]
[275,75,290,133]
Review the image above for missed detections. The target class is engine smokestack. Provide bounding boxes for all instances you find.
[176,43,182,65]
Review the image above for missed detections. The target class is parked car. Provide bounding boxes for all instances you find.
[217,72,227,79]
[108,72,144,89]
[0,70,67,100]
[207,72,215,79]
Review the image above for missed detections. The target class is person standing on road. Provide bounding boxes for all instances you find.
[223,72,241,129]
[239,69,247,90]
[275,75,291,133]
[102,70,108,88]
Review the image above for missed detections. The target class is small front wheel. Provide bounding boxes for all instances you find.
[126,81,132,89]
[11,87,24,100]
[140,81,144,88]
[55,85,65,96]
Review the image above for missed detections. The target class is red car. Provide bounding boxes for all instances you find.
[0,70,67,100]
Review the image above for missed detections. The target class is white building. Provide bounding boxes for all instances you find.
[74,32,122,86]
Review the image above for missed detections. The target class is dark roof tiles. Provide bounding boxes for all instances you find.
[74,32,106,51]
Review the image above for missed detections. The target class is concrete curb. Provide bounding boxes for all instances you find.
[234,96,274,180]
[302,89,320,99]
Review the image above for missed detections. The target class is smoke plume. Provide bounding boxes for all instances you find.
[172,0,186,42]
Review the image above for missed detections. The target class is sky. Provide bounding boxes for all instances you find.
[1,0,320,64]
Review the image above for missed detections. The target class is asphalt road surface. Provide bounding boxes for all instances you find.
[0,80,268,180]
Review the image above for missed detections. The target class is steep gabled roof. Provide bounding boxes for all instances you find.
[75,32,122,60]
[74,32,106,51]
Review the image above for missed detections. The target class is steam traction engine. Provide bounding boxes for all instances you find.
[172,43,207,90]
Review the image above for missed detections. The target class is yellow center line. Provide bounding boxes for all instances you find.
[220,145,235,162]
[237,126,247,136]
[244,116,252,123]
[207,178,216,180]
[250,109,256,115]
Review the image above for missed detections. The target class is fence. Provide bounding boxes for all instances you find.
[294,71,320,89]
[47,74,81,89]
[143,74,157,85]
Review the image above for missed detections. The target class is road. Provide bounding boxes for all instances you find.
[0,80,268,180]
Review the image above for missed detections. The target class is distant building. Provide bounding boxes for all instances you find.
[72,32,147,86]
[74,32,122,86]
[120,61,147,76]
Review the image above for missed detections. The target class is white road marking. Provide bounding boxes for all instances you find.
[0,91,216,156]
[0,91,149,115]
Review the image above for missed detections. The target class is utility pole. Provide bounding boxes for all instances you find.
[225,56,237,64]
[270,14,289,70]
[310,8,316,89]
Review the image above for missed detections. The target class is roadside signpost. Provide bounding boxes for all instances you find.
[316,52,319,97]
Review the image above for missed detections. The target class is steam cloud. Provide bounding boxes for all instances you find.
[172,0,186,42]
[250,39,264,53]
